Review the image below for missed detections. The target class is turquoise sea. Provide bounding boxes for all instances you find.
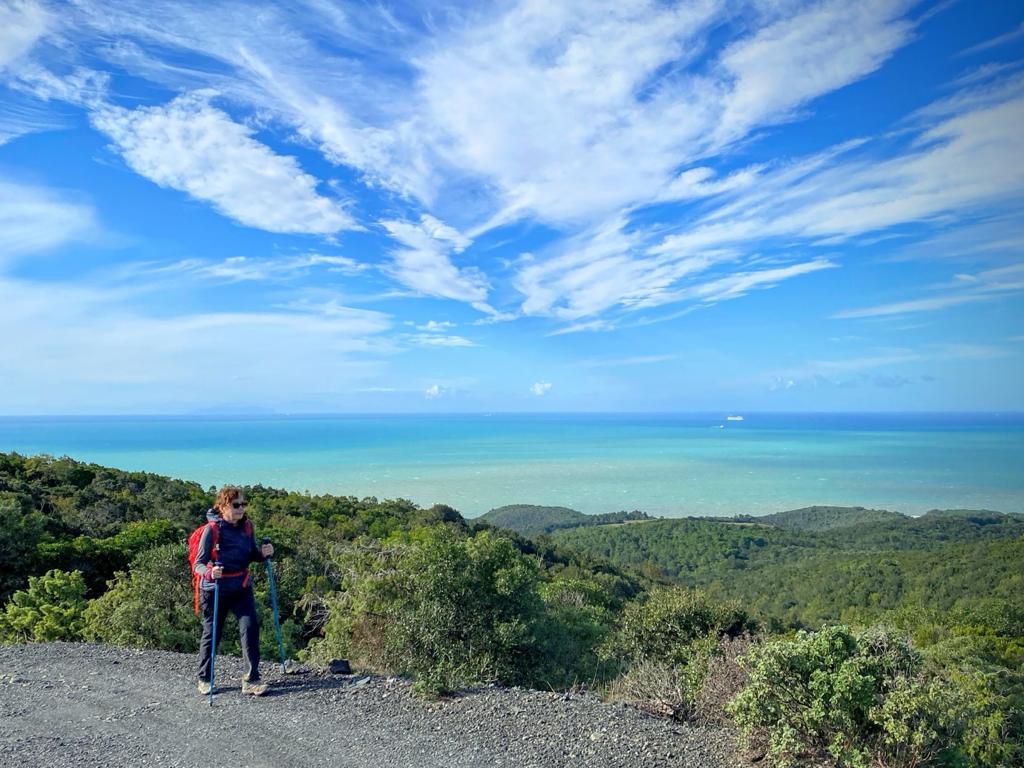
[1,413,1022,518]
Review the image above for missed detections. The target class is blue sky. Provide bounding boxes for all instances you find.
[0,0,1022,414]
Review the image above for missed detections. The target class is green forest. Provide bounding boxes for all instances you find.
[1,452,1021,768]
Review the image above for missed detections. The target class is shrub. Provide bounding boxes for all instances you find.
[0,568,88,642]
[533,576,617,689]
[83,543,197,651]
[305,525,546,695]
[604,586,754,668]
[727,625,954,768]
[694,633,758,726]
[0,495,47,602]
[607,659,696,721]
[601,587,755,719]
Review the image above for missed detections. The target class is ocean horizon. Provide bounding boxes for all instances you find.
[2,412,1022,518]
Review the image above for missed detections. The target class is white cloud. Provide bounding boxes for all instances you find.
[424,383,441,398]
[129,253,368,283]
[381,215,491,308]
[0,177,96,261]
[8,0,1020,333]
[530,381,552,396]
[55,0,917,229]
[512,82,1024,324]
[579,354,676,367]
[91,92,357,234]
[834,262,1024,319]
[0,0,51,71]
[768,343,1010,388]
[417,320,456,332]
[0,95,64,144]
[959,21,1024,57]
[716,0,913,141]
[0,275,393,411]
[406,334,476,348]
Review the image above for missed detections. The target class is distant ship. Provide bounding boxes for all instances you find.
[726,415,744,421]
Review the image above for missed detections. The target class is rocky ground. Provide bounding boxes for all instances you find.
[0,643,745,767]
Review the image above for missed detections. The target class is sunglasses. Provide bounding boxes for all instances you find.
[231,501,248,509]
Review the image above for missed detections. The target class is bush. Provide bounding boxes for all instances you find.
[305,525,546,694]
[83,543,197,651]
[727,626,954,768]
[925,635,1024,767]
[601,587,755,720]
[694,633,757,726]
[607,659,696,721]
[0,495,47,602]
[533,576,617,689]
[604,586,754,668]
[0,569,88,642]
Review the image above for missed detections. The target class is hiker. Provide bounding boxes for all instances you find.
[193,486,273,696]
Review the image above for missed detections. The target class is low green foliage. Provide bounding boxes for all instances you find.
[604,586,755,667]
[1,452,1020,767]
[0,568,88,642]
[306,525,547,694]
[602,587,756,720]
[727,626,956,768]
[83,543,198,651]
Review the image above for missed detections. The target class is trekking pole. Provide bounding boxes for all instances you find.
[262,537,286,673]
[209,561,221,707]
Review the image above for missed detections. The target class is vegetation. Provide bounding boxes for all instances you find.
[478,503,652,537]
[752,505,906,531]
[1,452,1020,767]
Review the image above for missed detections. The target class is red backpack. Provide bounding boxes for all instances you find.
[187,518,253,614]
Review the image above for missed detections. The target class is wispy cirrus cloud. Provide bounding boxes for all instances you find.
[3,0,1022,346]
[0,0,51,71]
[14,0,925,320]
[381,215,492,310]
[0,274,393,412]
[766,342,1010,392]
[959,21,1024,57]
[834,262,1024,319]
[513,78,1024,325]
[124,253,369,284]
[579,354,676,368]
[0,176,96,260]
[91,91,357,235]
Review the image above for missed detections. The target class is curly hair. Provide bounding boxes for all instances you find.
[213,485,244,513]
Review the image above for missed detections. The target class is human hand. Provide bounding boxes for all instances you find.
[261,543,274,558]
[211,565,224,579]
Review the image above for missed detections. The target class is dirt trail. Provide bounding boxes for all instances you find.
[0,643,741,768]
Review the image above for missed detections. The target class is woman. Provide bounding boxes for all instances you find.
[193,485,273,696]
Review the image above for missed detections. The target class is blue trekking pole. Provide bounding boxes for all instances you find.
[262,537,286,673]
[208,560,221,706]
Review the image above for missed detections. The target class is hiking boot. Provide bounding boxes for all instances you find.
[241,680,269,696]
[197,680,212,695]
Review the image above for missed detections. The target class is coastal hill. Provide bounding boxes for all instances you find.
[2,453,1020,766]
[477,504,653,537]
[546,506,1024,628]
[748,504,905,530]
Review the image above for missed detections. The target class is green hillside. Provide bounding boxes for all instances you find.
[755,505,905,530]
[550,510,1024,587]
[2,452,1021,766]
[477,504,652,537]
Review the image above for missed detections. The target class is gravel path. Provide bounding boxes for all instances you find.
[0,643,744,768]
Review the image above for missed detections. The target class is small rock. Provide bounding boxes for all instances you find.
[327,659,352,675]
